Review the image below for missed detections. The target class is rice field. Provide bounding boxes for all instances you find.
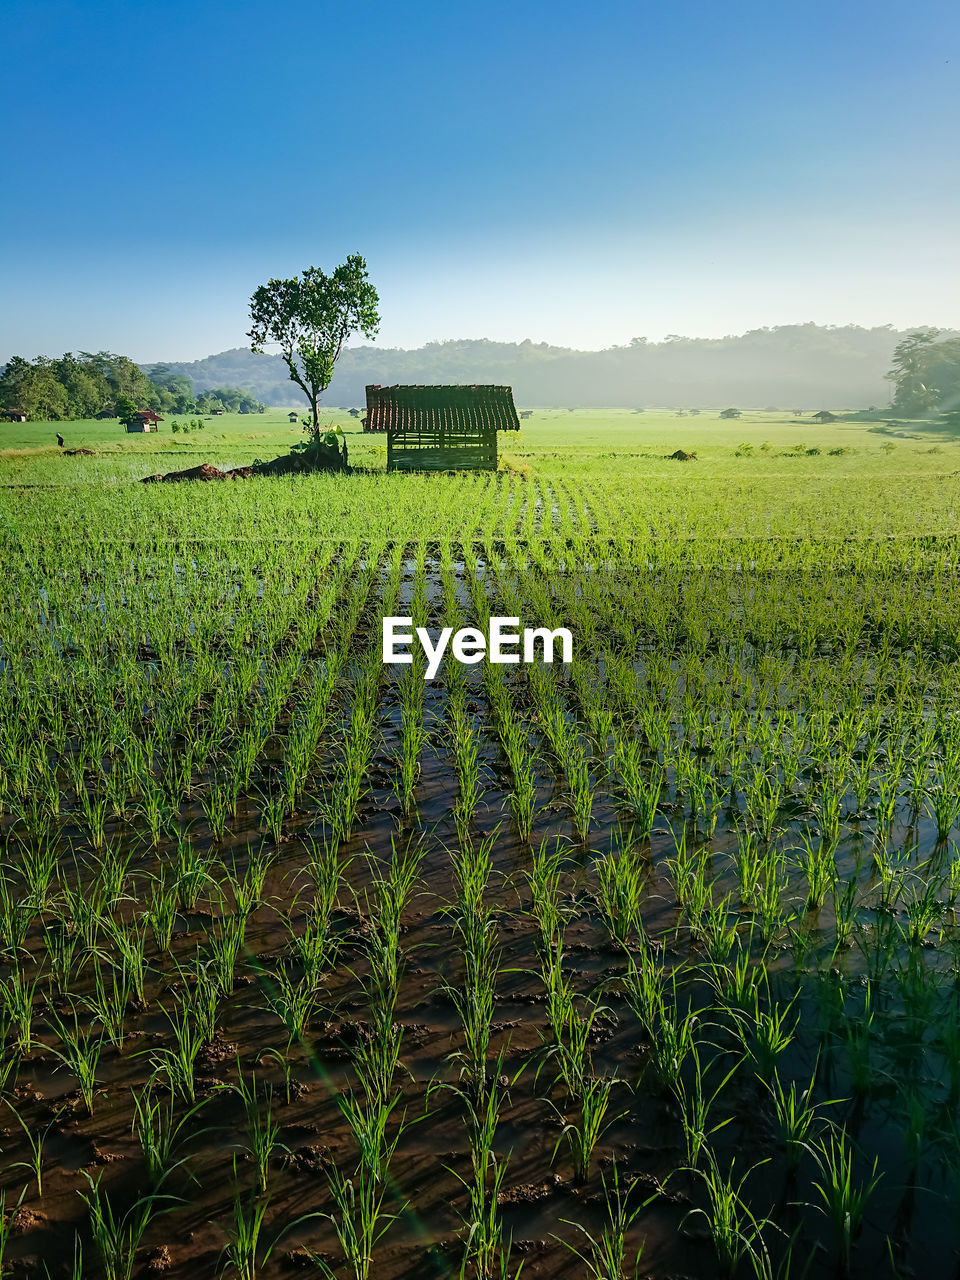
[2,411,960,1278]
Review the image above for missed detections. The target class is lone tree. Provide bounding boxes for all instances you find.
[248,254,379,446]
[114,394,141,428]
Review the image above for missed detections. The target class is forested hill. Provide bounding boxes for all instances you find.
[147,324,944,409]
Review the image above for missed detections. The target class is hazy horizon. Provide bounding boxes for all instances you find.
[2,316,955,371]
[3,0,958,364]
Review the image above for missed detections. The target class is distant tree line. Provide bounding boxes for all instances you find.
[154,324,947,410]
[147,365,267,415]
[0,351,266,421]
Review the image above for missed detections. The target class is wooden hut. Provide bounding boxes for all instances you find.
[2,409,27,422]
[363,384,520,472]
[126,410,163,433]
[288,411,300,423]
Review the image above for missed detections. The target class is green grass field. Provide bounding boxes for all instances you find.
[3,408,960,1279]
[1,405,950,472]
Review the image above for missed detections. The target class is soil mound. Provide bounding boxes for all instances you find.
[141,442,347,484]
[142,462,231,483]
[667,449,698,461]
[64,448,94,456]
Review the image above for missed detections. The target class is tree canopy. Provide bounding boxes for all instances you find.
[0,352,155,420]
[247,254,379,436]
[0,351,266,421]
[886,329,960,417]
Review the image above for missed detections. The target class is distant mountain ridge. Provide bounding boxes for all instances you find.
[144,324,945,409]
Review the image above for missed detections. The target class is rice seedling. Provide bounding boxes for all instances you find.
[256,789,287,845]
[233,1073,288,1194]
[525,837,572,956]
[643,980,700,1091]
[559,1161,644,1279]
[614,743,664,839]
[806,1130,882,1277]
[173,836,213,912]
[0,1191,19,1278]
[745,768,783,843]
[46,1011,104,1114]
[831,873,860,952]
[701,895,739,965]
[304,833,346,917]
[137,781,175,847]
[202,781,233,841]
[206,912,248,997]
[261,964,319,1048]
[594,844,646,951]
[621,946,665,1037]
[444,1061,518,1280]
[362,836,425,1016]
[353,1004,407,1110]
[681,1152,773,1280]
[150,1003,205,1104]
[673,1048,738,1169]
[794,832,837,911]
[6,1104,54,1196]
[15,837,58,910]
[285,896,337,991]
[765,1068,822,1175]
[83,960,132,1051]
[0,969,37,1055]
[539,956,608,1101]
[925,769,960,843]
[80,1172,179,1280]
[552,1075,619,1184]
[145,869,179,952]
[105,917,149,1007]
[0,872,34,956]
[218,1179,280,1280]
[78,789,109,850]
[756,852,789,943]
[736,988,799,1085]
[131,1084,207,1187]
[309,1088,409,1280]
[899,865,945,948]
[443,842,501,1103]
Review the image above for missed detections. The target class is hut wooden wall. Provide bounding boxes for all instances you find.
[386,427,497,472]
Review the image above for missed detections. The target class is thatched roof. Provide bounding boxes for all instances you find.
[363,384,520,433]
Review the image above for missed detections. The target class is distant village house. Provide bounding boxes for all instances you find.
[2,409,27,422]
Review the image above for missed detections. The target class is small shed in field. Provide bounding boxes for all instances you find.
[363,384,520,472]
[126,410,163,433]
[288,412,300,423]
[2,409,27,422]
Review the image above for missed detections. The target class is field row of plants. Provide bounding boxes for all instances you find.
[2,486,960,1276]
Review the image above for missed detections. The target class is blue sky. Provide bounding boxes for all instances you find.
[2,0,958,361]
